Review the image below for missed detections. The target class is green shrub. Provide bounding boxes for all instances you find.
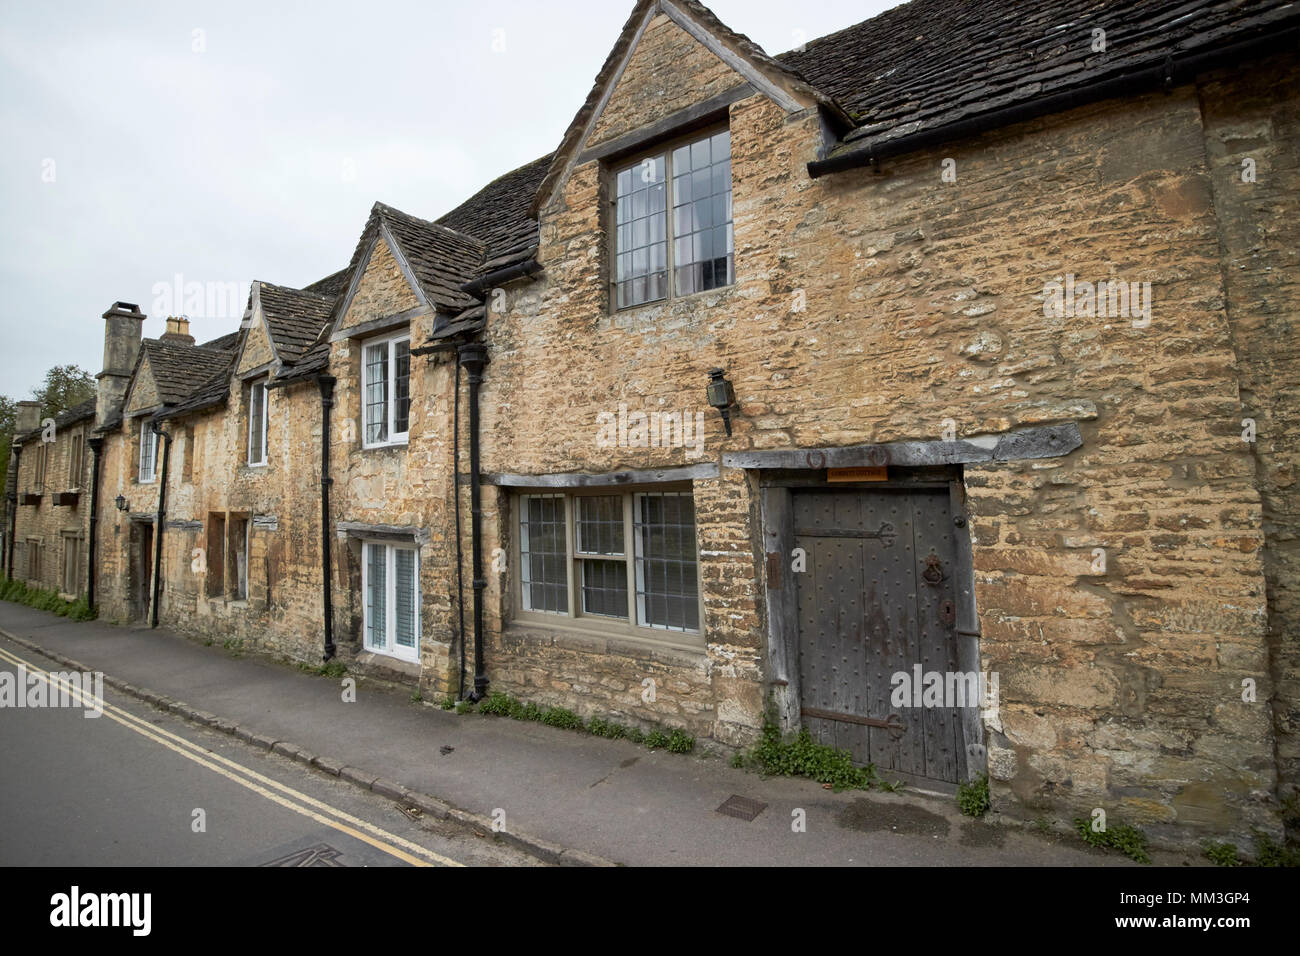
[319,659,347,680]
[1203,841,1241,867]
[739,724,877,791]
[957,774,990,817]
[0,576,98,621]
[478,691,517,716]
[541,706,583,730]
[1073,817,1151,864]
[666,729,695,754]
[519,701,543,722]
[440,695,456,710]
[644,730,670,750]
[1252,829,1300,867]
[626,727,645,744]
[454,700,474,715]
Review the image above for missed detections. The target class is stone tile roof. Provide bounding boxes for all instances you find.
[303,269,349,298]
[156,361,236,422]
[258,281,334,364]
[376,202,485,312]
[270,341,332,386]
[159,279,339,417]
[437,154,554,267]
[139,339,233,406]
[198,331,242,352]
[779,0,1300,156]
[13,397,97,445]
[317,202,488,347]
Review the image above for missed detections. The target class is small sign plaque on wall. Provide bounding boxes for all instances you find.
[827,467,888,483]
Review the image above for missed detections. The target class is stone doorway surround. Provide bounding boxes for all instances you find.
[724,422,1083,785]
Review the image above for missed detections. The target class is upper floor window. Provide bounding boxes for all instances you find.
[33,443,47,493]
[67,432,83,488]
[362,332,411,448]
[247,380,268,466]
[613,128,733,310]
[139,424,158,483]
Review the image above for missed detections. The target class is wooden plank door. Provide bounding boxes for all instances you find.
[793,487,966,784]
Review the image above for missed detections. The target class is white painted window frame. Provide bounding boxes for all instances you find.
[247,379,269,466]
[361,539,420,663]
[361,332,411,449]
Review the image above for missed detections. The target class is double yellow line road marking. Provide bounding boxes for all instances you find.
[0,641,462,867]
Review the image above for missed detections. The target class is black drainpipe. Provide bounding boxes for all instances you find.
[87,436,103,610]
[807,24,1300,179]
[457,343,489,701]
[317,375,337,661]
[7,445,23,579]
[149,420,171,629]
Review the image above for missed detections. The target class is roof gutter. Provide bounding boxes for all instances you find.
[808,23,1300,178]
[459,258,542,298]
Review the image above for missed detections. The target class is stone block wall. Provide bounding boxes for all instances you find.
[8,419,92,596]
[1198,51,1300,807]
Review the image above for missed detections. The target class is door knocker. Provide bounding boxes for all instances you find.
[922,551,946,586]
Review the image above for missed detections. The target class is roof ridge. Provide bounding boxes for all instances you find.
[375,201,486,249]
[256,279,333,300]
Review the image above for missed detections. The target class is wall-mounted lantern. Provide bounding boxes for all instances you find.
[706,368,737,437]
[115,494,128,512]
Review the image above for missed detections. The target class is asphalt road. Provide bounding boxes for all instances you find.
[0,637,541,867]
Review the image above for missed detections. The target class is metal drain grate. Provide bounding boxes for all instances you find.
[716,794,767,821]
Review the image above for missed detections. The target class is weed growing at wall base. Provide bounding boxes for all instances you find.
[0,576,95,621]
[471,690,695,754]
[957,773,990,817]
[732,723,880,792]
[1073,816,1151,864]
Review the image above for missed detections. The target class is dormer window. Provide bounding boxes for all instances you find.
[362,331,411,448]
[612,127,733,310]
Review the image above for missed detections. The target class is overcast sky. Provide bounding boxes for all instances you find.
[0,0,895,400]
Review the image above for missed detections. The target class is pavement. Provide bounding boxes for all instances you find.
[0,601,1137,867]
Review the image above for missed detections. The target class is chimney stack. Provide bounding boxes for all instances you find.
[96,301,145,428]
[15,401,41,438]
[160,315,195,346]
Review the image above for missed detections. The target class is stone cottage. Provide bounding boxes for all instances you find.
[5,0,1298,846]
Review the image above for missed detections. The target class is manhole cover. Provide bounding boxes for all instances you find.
[260,843,345,867]
[716,794,767,821]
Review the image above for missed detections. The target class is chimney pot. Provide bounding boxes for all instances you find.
[160,315,195,346]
